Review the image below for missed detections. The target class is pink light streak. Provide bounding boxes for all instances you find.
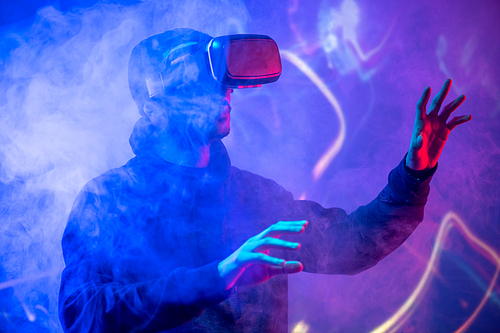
[370,211,500,333]
[279,50,346,181]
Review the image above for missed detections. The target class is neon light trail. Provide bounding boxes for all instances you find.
[370,211,500,333]
[280,50,346,181]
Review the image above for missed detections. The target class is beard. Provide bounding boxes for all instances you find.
[166,108,230,152]
[208,113,231,141]
[169,96,230,141]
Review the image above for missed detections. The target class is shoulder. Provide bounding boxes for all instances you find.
[229,166,294,202]
[84,164,135,196]
[62,163,137,255]
[67,160,139,227]
[76,153,154,202]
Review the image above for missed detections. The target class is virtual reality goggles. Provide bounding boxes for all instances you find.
[145,34,282,98]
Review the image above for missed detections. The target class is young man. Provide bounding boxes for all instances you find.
[58,28,471,332]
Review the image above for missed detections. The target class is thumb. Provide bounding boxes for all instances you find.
[413,133,424,150]
[268,261,303,278]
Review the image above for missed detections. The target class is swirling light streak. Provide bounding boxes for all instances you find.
[0,267,62,291]
[287,0,310,54]
[343,5,398,63]
[291,320,310,333]
[280,50,346,181]
[20,300,36,322]
[0,266,62,323]
[370,211,500,333]
[451,256,500,308]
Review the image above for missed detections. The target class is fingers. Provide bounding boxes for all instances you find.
[244,252,286,267]
[416,79,469,127]
[447,115,472,130]
[413,133,424,150]
[428,78,452,116]
[282,261,303,274]
[257,220,308,239]
[234,220,307,273]
[439,94,466,121]
[240,220,306,267]
[222,221,308,290]
[416,86,431,120]
[253,237,301,252]
[268,261,303,277]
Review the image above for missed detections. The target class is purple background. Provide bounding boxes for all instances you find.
[1,0,499,332]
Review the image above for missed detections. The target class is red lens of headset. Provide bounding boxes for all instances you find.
[207,34,282,88]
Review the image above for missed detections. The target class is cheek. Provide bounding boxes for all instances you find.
[192,113,210,129]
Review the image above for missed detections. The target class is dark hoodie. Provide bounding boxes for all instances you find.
[58,116,435,333]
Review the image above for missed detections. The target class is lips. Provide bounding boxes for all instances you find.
[218,113,230,123]
[217,104,231,121]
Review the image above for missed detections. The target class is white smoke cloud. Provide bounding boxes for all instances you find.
[0,1,248,331]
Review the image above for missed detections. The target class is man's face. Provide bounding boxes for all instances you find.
[208,88,232,141]
[157,84,232,144]
[150,47,234,144]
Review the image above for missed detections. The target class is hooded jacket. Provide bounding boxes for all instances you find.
[59,116,435,333]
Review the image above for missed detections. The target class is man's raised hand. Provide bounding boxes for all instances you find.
[406,79,472,171]
[218,220,308,291]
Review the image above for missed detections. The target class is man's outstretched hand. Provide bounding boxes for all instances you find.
[218,220,308,291]
[406,79,472,171]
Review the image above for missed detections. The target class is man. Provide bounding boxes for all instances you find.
[58,28,471,332]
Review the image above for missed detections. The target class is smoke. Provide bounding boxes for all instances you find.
[230,0,500,332]
[211,3,500,332]
[0,1,248,331]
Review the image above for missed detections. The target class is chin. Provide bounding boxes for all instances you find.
[209,128,230,141]
[208,117,230,141]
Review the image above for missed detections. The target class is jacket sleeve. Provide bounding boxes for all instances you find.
[58,186,231,333]
[280,157,436,275]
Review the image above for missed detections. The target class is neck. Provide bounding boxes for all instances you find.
[152,127,211,168]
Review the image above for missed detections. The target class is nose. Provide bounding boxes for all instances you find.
[221,90,231,111]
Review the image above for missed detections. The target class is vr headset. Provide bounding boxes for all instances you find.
[145,34,282,98]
